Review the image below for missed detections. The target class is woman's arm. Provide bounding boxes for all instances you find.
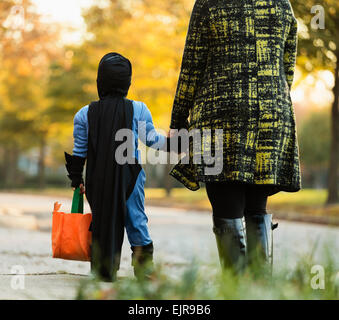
[284,17,298,90]
[170,0,210,130]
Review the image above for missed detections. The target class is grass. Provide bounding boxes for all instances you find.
[2,187,339,224]
[76,248,339,300]
[144,188,339,223]
[2,186,337,209]
[0,187,73,198]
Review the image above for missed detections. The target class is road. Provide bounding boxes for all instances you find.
[0,192,338,299]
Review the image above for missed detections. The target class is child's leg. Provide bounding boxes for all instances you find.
[125,169,152,247]
[125,169,154,279]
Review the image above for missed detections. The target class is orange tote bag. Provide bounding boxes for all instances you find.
[52,188,92,261]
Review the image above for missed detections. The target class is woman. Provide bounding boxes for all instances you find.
[169,0,301,273]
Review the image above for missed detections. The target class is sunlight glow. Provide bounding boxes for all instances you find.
[292,68,334,110]
[31,0,94,43]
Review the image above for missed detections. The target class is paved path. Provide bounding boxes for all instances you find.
[0,193,338,299]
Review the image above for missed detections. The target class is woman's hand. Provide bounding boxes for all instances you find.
[72,183,85,194]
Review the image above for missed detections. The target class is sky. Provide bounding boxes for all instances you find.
[31,0,94,43]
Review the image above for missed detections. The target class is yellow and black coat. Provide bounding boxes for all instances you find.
[170,0,301,194]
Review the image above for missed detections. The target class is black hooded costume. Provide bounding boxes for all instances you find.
[87,53,142,280]
[66,53,142,280]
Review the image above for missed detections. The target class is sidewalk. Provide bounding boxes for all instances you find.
[0,193,338,299]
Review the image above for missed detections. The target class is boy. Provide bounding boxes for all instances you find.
[65,52,176,281]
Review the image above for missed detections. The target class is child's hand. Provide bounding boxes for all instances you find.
[167,129,177,138]
[166,129,189,156]
[72,183,86,194]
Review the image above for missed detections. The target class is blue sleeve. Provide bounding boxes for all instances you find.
[72,106,88,158]
[138,103,166,150]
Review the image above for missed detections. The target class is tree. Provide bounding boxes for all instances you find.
[0,0,61,188]
[291,0,339,203]
[299,110,331,168]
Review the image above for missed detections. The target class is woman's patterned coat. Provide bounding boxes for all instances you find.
[169,0,301,195]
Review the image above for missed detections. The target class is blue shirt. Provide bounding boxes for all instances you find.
[72,100,166,159]
[72,100,166,247]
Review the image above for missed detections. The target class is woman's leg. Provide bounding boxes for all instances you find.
[205,182,246,219]
[244,185,269,216]
[244,185,272,270]
[205,182,247,273]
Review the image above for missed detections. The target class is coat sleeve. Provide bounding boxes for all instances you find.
[170,0,210,130]
[283,17,298,90]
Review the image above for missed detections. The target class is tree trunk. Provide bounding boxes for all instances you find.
[4,146,19,188]
[0,147,4,184]
[2,147,10,187]
[163,156,173,197]
[326,55,339,205]
[38,135,46,189]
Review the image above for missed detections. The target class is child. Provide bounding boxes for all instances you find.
[65,52,175,281]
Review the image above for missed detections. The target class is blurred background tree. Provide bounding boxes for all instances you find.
[299,109,331,188]
[0,0,61,188]
[291,0,339,203]
[0,0,338,204]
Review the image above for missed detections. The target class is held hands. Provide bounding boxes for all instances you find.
[166,129,188,156]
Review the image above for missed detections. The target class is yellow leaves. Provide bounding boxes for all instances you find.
[75,1,195,129]
[17,59,31,76]
[0,0,62,142]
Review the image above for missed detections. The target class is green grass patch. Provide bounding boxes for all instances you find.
[76,249,339,300]
[145,188,339,218]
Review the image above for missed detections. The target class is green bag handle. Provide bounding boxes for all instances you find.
[71,187,84,214]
